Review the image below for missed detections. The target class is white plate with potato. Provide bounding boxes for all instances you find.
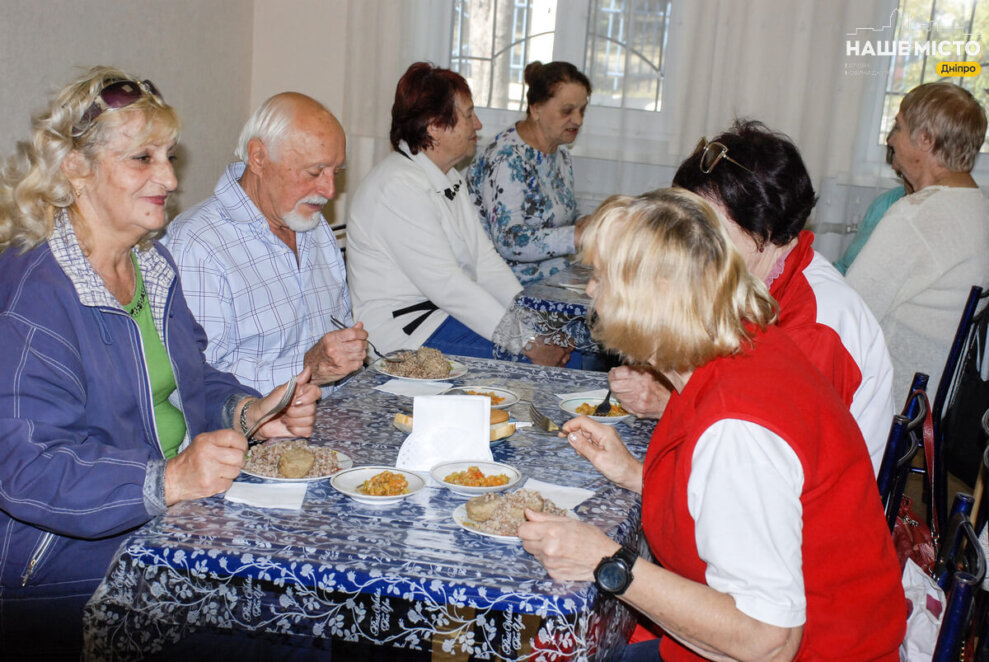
[242,438,353,482]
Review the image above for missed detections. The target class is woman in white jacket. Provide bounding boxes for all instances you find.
[347,62,570,366]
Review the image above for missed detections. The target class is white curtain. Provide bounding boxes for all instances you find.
[338,0,902,259]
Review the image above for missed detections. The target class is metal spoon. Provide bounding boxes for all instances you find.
[329,316,411,363]
[593,388,614,416]
[245,374,298,443]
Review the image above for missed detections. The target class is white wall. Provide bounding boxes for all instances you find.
[249,0,350,225]
[0,0,253,213]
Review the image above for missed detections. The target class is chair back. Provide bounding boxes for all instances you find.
[878,372,930,532]
[932,517,986,661]
[934,286,988,528]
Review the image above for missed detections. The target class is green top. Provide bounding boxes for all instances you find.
[125,255,186,458]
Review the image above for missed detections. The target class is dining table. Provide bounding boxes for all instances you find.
[82,355,654,661]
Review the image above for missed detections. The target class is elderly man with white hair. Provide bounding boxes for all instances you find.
[166,92,366,395]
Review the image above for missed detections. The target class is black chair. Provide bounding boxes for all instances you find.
[934,286,988,529]
[878,372,931,533]
[932,515,986,661]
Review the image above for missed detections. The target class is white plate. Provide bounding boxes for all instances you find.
[430,461,522,497]
[330,466,425,505]
[559,397,633,425]
[242,442,353,482]
[371,357,468,382]
[452,504,579,542]
[440,386,519,409]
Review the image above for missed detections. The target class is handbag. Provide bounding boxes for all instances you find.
[892,389,939,573]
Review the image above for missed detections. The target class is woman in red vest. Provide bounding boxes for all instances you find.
[518,188,905,661]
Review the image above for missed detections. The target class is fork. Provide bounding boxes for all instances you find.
[245,374,298,444]
[329,316,408,363]
[527,403,560,433]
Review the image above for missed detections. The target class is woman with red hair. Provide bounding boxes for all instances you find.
[347,62,569,366]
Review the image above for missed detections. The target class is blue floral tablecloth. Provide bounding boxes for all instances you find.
[493,266,602,362]
[83,357,653,661]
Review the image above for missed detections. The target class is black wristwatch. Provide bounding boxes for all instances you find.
[593,545,638,596]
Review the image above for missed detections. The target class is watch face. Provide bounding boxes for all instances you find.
[596,560,628,593]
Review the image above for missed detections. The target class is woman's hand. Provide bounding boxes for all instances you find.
[525,335,572,367]
[562,416,643,493]
[518,510,620,581]
[252,367,321,440]
[608,365,670,419]
[164,429,247,506]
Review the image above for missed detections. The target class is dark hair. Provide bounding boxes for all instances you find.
[672,120,817,247]
[524,61,591,115]
[390,62,472,154]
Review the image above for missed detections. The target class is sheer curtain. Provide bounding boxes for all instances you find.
[338,0,901,260]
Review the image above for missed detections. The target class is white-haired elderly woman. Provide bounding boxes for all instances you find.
[0,66,319,657]
[519,189,905,661]
[847,82,989,397]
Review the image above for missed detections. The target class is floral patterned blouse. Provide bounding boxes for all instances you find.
[467,126,578,284]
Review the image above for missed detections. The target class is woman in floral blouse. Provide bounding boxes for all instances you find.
[467,61,591,284]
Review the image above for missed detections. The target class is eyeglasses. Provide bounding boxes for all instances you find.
[72,79,163,137]
[695,138,753,174]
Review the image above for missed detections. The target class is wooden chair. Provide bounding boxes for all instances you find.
[933,285,988,530]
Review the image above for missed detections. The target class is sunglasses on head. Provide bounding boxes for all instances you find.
[72,79,164,137]
[694,137,753,174]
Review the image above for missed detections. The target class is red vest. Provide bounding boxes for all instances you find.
[771,231,862,406]
[643,325,905,661]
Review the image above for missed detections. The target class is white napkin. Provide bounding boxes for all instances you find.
[556,388,608,401]
[373,379,452,397]
[396,395,493,472]
[224,481,308,510]
[523,478,595,510]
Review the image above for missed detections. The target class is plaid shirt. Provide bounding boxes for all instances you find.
[165,162,352,396]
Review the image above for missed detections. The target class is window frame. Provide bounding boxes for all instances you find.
[454,0,681,166]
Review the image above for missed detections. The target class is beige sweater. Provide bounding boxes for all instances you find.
[846,186,989,398]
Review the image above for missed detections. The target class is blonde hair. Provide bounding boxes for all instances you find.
[900,82,987,172]
[580,187,778,372]
[0,66,180,254]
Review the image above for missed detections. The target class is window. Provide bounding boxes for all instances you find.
[879,0,989,149]
[450,0,672,113]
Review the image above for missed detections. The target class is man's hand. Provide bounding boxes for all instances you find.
[164,430,247,506]
[608,365,671,419]
[304,321,368,384]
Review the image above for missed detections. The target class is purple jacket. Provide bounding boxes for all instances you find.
[0,215,257,602]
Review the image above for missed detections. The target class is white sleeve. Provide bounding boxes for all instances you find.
[687,419,806,628]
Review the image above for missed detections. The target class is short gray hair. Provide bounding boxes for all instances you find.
[234,94,296,162]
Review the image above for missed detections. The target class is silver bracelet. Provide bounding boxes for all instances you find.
[238,397,257,436]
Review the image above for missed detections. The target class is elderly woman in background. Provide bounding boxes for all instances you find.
[610,121,895,474]
[520,189,905,661]
[347,62,570,366]
[847,82,989,397]
[0,67,319,658]
[467,61,591,284]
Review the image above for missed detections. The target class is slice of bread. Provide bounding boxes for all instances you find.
[392,412,515,441]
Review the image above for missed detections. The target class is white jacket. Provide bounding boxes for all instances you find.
[347,142,522,352]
